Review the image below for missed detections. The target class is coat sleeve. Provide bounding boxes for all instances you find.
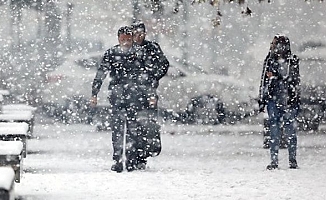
[258,55,270,104]
[150,42,169,81]
[287,55,301,106]
[91,50,111,97]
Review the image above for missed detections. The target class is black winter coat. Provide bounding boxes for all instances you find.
[259,53,300,108]
[91,44,145,97]
[139,40,169,88]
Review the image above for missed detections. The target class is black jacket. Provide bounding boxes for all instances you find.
[91,44,144,97]
[259,53,300,108]
[139,40,169,88]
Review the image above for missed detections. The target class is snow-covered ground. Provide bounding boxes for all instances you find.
[14,115,326,200]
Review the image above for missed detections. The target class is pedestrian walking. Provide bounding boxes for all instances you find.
[131,21,170,169]
[90,26,148,173]
[258,34,301,170]
[131,21,169,89]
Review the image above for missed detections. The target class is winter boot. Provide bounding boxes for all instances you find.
[126,160,137,172]
[111,161,123,173]
[289,159,298,169]
[136,159,147,170]
[266,163,278,170]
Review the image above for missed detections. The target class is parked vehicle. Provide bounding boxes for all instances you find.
[41,52,103,123]
[293,40,326,131]
[158,72,257,125]
[41,51,258,126]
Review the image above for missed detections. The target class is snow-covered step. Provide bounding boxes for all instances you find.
[0,111,35,136]
[0,167,15,200]
[0,141,24,183]
[0,123,29,158]
[2,104,37,113]
[0,123,29,132]
[0,112,32,121]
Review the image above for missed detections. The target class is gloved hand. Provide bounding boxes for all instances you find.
[258,100,265,113]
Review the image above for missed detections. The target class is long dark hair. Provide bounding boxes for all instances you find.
[268,34,292,59]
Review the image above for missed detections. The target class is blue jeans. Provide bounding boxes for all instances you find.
[267,101,298,165]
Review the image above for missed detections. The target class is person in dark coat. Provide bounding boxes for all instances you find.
[131,21,170,169]
[90,26,147,173]
[258,34,300,170]
[132,21,170,89]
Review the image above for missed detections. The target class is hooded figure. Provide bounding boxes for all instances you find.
[258,34,300,170]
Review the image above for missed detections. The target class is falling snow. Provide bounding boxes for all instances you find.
[1,0,326,199]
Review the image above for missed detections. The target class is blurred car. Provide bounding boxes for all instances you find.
[157,68,258,125]
[41,51,105,123]
[295,40,326,131]
[41,51,258,125]
[158,55,258,125]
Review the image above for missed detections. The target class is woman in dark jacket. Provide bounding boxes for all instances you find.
[259,34,300,170]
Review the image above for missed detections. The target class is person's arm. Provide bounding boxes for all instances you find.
[288,55,300,106]
[90,50,111,106]
[258,55,271,112]
[290,55,300,86]
[150,42,169,81]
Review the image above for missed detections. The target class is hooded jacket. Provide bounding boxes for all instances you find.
[259,36,300,108]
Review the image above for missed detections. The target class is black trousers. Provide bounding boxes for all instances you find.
[137,108,161,160]
[109,84,161,164]
[109,84,140,165]
[110,104,139,165]
[135,90,161,160]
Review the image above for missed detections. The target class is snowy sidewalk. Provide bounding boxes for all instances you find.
[15,122,326,200]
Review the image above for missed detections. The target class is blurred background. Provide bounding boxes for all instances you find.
[0,0,326,129]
